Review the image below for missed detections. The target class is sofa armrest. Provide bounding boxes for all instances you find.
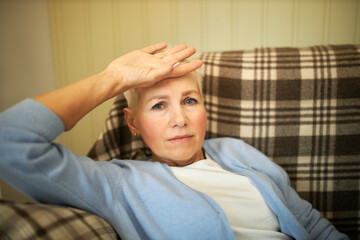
[0,200,118,239]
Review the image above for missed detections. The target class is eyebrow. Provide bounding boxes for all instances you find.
[182,90,201,97]
[145,95,169,104]
[146,90,201,104]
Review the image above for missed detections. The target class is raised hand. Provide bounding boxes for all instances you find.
[105,42,203,92]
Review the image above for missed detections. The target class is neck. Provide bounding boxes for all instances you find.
[152,149,205,167]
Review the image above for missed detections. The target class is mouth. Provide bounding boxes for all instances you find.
[167,134,194,143]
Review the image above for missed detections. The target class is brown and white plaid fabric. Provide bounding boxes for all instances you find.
[88,44,360,239]
[0,200,118,240]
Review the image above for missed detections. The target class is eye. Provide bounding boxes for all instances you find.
[185,98,198,105]
[152,103,164,110]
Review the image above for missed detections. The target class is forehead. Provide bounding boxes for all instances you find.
[138,73,200,100]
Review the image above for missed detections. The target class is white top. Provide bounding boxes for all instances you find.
[171,157,291,240]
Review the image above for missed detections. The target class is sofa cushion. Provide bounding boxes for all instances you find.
[88,45,360,239]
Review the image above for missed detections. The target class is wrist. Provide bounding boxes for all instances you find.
[96,69,125,99]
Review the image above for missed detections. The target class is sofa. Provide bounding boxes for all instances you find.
[1,44,359,239]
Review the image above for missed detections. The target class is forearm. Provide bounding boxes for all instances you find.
[286,184,349,239]
[34,70,120,131]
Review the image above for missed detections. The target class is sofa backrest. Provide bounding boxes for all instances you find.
[88,45,360,239]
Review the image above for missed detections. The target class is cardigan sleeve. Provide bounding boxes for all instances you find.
[0,99,122,223]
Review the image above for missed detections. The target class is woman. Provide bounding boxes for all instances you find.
[0,43,348,240]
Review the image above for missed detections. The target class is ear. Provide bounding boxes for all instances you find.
[123,108,139,136]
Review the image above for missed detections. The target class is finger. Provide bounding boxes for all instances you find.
[160,47,197,64]
[138,60,176,87]
[171,46,197,62]
[167,59,203,78]
[141,42,167,54]
[156,44,187,58]
[145,59,202,87]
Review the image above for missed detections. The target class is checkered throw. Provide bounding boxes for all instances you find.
[0,200,118,240]
[88,44,360,239]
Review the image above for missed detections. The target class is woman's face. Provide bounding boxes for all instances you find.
[124,73,207,166]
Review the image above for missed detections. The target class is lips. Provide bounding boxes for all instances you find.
[167,134,194,143]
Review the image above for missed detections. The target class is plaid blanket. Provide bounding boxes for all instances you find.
[0,200,118,240]
[88,44,360,239]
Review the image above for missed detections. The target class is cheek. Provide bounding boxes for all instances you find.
[136,116,165,147]
[193,108,207,136]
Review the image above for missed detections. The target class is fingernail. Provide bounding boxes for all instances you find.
[173,62,180,69]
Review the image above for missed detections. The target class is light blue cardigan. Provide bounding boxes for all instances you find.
[0,99,348,240]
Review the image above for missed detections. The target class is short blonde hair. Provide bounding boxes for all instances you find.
[123,70,203,111]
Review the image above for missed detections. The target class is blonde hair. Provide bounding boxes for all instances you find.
[123,70,203,111]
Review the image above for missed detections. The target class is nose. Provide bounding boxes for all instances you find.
[169,105,188,128]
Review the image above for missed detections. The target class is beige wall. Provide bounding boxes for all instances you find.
[0,0,54,201]
[1,0,359,201]
[0,0,55,111]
